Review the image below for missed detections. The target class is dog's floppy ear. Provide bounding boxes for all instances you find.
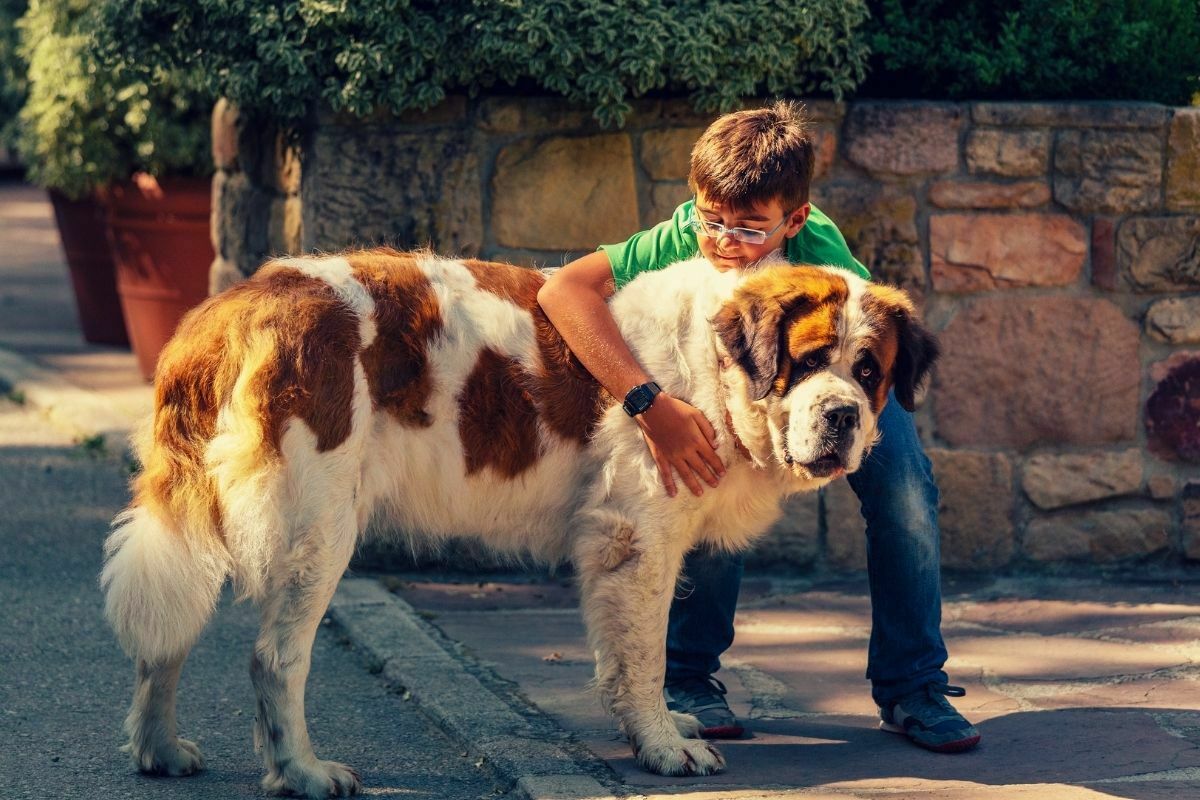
[893,313,939,412]
[713,296,784,401]
[869,287,940,412]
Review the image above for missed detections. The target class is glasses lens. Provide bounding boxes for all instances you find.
[728,227,767,244]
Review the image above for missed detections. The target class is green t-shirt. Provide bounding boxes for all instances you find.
[600,199,869,289]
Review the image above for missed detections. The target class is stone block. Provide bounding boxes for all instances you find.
[844,103,963,175]
[748,492,820,568]
[208,255,247,295]
[640,182,691,230]
[1053,130,1164,213]
[304,126,483,256]
[929,449,1015,569]
[928,179,1049,209]
[965,129,1050,176]
[1147,474,1176,500]
[1021,450,1143,510]
[1117,216,1200,292]
[934,296,1140,449]
[270,133,301,196]
[810,124,838,180]
[971,102,1170,129]
[639,127,703,181]
[211,98,239,171]
[1184,484,1200,560]
[811,182,923,296]
[822,479,865,570]
[930,213,1085,292]
[492,134,638,251]
[1024,508,1171,563]
[1146,297,1200,344]
[1146,353,1200,463]
[268,195,303,256]
[477,97,595,134]
[1167,108,1200,211]
[1091,216,1117,290]
[212,170,272,276]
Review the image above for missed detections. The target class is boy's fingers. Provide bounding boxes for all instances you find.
[693,411,718,449]
[674,458,705,497]
[697,448,724,483]
[685,452,720,488]
[654,454,677,498]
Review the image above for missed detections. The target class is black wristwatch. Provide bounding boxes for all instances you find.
[622,381,662,417]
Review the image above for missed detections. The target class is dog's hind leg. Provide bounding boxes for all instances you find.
[251,499,362,799]
[103,506,228,776]
[575,515,725,777]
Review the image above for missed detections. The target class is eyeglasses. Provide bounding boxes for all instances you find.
[687,203,796,245]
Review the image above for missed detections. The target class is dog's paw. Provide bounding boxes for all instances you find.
[670,710,704,739]
[636,736,725,776]
[262,757,362,798]
[127,736,205,777]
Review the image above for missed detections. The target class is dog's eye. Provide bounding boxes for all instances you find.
[858,366,872,378]
[804,356,820,368]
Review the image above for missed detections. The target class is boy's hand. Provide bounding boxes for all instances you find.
[635,393,726,498]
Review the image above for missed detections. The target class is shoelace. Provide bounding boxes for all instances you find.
[902,682,968,723]
[667,675,729,704]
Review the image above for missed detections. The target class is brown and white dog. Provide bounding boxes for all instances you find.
[101,248,937,797]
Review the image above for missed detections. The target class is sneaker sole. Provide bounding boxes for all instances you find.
[879,721,981,753]
[699,724,746,740]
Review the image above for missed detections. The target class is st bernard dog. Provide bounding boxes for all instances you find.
[101,248,937,797]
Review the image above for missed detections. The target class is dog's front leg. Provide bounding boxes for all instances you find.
[575,514,725,777]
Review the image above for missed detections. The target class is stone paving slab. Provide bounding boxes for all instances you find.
[392,574,1200,799]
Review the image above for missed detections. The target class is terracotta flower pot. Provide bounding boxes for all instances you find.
[47,189,130,346]
[105,175,215,381]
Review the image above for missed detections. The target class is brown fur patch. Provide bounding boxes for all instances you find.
[462,259,610,445]
[862,288,909,412]
[348,249,444,427]
[138,263,361,537]
[458,347,541,477]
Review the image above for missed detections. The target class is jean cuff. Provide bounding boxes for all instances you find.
[870,668,950,706]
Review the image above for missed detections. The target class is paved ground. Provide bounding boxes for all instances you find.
[3,178,1200,800]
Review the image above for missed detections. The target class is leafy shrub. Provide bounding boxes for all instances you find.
[18,0,211,198]
[0,0,28,154]
[860,0,1200,105]
[92,0,872,128]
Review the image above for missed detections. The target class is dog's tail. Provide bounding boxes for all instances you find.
[101,503,229,663]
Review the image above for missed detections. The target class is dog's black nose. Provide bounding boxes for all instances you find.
[825,405,859,434]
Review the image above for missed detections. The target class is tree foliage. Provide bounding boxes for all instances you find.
[92,0,872,128]
[860,0,1200,105]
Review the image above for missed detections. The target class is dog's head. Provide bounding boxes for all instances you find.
[712,264,938,481]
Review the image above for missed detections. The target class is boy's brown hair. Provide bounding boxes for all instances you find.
[688,100,815,212]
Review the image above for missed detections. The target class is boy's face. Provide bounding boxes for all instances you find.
[693,190,811,272]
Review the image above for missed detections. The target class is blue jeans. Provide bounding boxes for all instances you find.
[665,391,949,705]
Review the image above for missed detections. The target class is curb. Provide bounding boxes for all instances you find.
[0,346,146,442]
[328,578,620,800]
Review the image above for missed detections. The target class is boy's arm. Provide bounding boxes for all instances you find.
[538,250,725,498]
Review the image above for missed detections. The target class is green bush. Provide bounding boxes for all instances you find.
[0,0,28,154]
[18,0,211,198]
[860,0,1200,105]
[92,0,872,128]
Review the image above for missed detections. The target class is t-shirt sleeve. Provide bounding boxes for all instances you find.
[599,202,698,290]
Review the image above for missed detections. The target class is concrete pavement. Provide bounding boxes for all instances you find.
[3,178,1200,800]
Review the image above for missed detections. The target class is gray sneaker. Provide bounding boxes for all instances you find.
[663,676,745,739]
[879,682,981,753]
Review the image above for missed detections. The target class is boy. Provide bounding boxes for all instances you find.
[537,101,980,753]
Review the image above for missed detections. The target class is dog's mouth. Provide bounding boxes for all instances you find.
[804,452,845,478]
[782,443,845,479]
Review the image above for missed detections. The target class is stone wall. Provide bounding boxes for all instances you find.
[212,97,1200,572]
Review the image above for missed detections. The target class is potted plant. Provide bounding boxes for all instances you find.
[17,0,213,374]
